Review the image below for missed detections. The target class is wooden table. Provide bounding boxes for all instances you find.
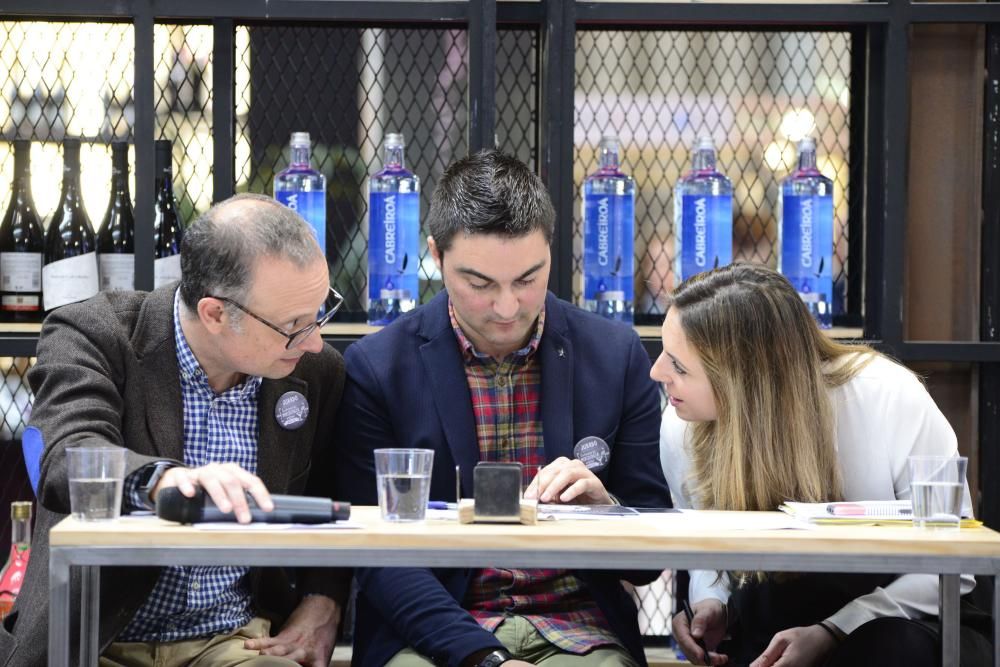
[48,507,1000,666]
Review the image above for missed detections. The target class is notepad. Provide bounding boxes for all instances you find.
[779,500,981,527]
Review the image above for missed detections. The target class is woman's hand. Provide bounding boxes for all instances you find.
[749,624,839,667]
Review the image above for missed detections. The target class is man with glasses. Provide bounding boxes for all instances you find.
[3,193,348,667]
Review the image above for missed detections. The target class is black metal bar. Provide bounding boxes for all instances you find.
[150,0,470,22]
[911,3,1000,23]
[468,0,497,153]
[0,336,39,357]
[213,18,235,203]
[894,343,1000,363]
[878,17,909,354]
[133,4,155,292]
[0,0,132,17]
[574,2,890,26]
[497,2,545,24]
[979,25,1000,532]
[843,26,867,328]
[864,25,886,342]
[539,0,575,301]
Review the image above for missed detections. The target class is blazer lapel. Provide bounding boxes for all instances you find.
[256,376,303,491]
[134,287,185,462]
[540,295,575,461]
[419,294,479,496]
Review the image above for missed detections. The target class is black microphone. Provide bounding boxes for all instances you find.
[156,487,350,524]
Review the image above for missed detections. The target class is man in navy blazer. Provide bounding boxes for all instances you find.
[335,150,670,667]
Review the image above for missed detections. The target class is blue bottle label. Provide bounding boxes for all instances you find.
[275,190,326,254]
[781,193,833,298]
[583,192,634,301]
[369,191,419,301]
[679,194,732,281]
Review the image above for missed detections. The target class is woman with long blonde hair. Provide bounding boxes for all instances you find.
[652,263,988,667]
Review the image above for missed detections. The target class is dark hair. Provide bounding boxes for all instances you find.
[427,149,555,253]
[179,193,323,317]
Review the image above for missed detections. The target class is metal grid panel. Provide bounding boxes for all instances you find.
[495,29,537,169]
[234,25,469,318]
[0,21,134,223]
[154,24,214,223]
[574,31,853,320]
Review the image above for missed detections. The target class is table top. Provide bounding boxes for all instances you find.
[48,506,1000,575]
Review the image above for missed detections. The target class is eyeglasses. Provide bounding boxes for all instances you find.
[208,286,344,349]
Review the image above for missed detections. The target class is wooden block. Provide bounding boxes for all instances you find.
[458,498,538,525]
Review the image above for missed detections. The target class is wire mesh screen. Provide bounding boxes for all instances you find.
[496,29,537,169]
[574,31,853,322]
[155,25,214,223]
[234,25,470,318]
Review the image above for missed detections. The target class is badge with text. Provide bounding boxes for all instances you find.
[574,436,610,472]
[275,391,309,430]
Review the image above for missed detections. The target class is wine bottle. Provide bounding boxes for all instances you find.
[0,501,31,621]
[97,141,135,292]
[0,140,44,319]
[153,140,183,288]
[43,138,99,311]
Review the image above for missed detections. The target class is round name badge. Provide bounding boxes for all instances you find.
[574,436,611,472]
[275,391,309,430]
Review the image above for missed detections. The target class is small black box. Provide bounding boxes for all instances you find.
[473,462,522,521]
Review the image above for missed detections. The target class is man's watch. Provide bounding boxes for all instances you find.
[476,649,513,667]
[138,462,175,505]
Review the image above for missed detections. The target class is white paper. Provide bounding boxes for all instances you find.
[99,253,135,291]
[1,252,41,292]
[42,252,99,310]
[154,254,181,287]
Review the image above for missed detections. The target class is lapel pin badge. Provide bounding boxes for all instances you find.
[574,436,610,472]
[275,391,309,430]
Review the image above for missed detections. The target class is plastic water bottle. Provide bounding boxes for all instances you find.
[673,137,733,283]
[274,132,327,256]
[778,137,834,329]
[582,135,635,323]
[368,133,419,325]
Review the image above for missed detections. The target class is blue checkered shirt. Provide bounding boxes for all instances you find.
[117,290,263,642]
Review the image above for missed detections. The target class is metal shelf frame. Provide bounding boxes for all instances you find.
[2,0,1000,525]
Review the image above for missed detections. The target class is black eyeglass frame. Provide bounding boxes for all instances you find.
[207,286,344,349]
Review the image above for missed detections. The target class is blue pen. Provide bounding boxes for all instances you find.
[427,501,457,510]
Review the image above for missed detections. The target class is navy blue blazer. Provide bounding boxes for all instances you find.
[335,290,670,667]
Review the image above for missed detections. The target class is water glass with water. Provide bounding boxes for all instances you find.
[908,455,967,530]
[374,448,434,522]
[67,444,126,521]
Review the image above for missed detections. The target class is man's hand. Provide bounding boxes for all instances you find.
[244,595,341,667]
[151,462,273,524]
[671,599,729,666]
[523,456,612,504]
[749,625,839,667]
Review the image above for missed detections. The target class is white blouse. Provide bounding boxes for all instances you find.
[659,353,975,634]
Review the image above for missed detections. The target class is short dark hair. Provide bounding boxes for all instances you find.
[179,193,323,318]
[427,149,555,254]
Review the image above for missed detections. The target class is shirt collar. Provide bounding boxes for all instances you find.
[448,299,545,363]
[173,290,262,398]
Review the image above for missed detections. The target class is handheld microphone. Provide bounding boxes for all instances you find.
[156,487,350,524]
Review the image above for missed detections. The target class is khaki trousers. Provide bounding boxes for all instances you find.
[99,617,297,667]
[385,616,639,667]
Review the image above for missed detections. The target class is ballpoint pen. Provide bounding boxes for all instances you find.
[427,501,457,510]
[682,599,710,662]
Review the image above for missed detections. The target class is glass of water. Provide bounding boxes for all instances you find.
[374,448,434,522]
[908,455,968,530]
[67,444,126,521]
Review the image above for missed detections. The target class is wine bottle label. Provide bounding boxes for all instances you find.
[1,295,40,310]
[42,252,99,311]
[99,253,135,292]
[154,254,181,288]
[0,252,42,294]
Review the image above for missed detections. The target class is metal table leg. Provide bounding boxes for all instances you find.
[48,548,70,667]
[80,565,100,667]
[940,573,961,666]
[993,575,1000,667]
